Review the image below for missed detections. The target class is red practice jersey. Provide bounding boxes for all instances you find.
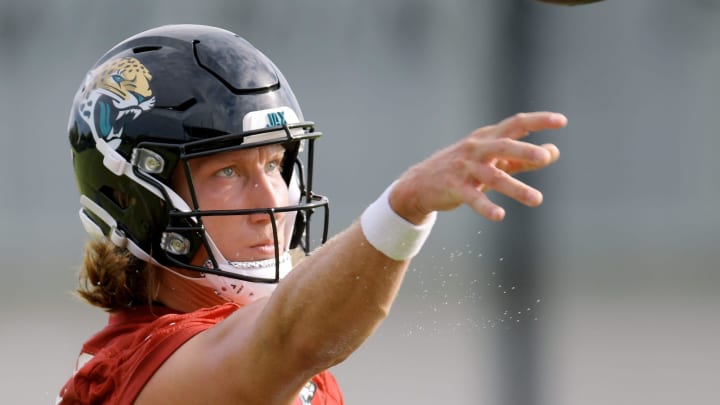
[57,303,344,404]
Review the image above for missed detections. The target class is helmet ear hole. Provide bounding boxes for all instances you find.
[99,186,135,210]
[112,189,135,209]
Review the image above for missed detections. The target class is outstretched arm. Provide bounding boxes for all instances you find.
[138,112,567,405]
[251,111,567,399]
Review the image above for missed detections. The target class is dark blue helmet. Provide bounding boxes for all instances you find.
[68,24,329,303]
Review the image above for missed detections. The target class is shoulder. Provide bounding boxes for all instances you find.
[61,303,240,404]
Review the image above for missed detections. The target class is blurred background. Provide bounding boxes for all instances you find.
[1,0,718,404]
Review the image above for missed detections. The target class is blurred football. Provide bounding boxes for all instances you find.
[536,0,605,5]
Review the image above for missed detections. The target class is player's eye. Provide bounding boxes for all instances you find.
[216,167,236,177]
[266,161,278,173]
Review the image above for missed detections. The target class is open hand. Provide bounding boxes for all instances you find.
[390,112,567,223]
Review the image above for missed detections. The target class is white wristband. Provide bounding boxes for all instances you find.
[360,182,437,261]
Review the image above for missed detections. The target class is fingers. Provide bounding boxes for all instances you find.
[458,167,543,222]
[476,137,554,166]
[488,112,567,140]
[475,163,543,207]
[460,113,564,220]
[541,143,560,162]
[458,186,506,222]
[490,142,561,176]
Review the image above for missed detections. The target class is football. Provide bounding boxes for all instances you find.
[536,0,605,5]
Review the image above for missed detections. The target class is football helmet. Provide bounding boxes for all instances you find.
[68,24,329,304]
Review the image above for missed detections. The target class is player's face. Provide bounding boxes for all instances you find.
[172,144,289,262]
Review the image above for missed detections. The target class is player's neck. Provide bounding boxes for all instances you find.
[155,268,227,313]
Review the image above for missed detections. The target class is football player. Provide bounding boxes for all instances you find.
[58,24,566,404]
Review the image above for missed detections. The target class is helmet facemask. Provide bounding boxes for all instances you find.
[137,121,329,304]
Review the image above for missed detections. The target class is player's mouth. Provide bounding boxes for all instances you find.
[247,241,280,259]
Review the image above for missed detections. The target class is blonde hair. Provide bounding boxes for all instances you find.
[76,239,157,311]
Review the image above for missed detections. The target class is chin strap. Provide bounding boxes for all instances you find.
[192,251,293,305]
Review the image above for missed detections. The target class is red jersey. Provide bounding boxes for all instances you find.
[57,303,344,404]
